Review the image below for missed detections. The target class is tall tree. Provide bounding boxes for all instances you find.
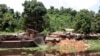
[74,9,92,34]
[2,9,16,31]
[0,4,18,32]
[0,4,7,30]
[47,6,55,14]
[92,12,100,33]
[23,0,47,32]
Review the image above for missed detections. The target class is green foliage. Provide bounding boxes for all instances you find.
[73,9,100,34]
[0,4,17,32]
[91,13,100,33]
[47,7,77,32]
[22,0,48,32]
[87,40,100,51]
[0,2,100,34]
[74,9,92,34]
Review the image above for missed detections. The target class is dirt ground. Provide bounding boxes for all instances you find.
[46,38,89,54]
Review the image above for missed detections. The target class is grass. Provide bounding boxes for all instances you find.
[0,31,13,35]
[0,45,57,51]
[0,30,24,35]
[0,48,8,51]
[0,45,76,52]
[87,39,100,51]
[21,46,67,51]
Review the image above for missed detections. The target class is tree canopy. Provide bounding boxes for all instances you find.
[0,1,100,34]
[22,0,48,32]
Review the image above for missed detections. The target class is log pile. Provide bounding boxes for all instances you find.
[46,31,100,42]
[45,31,84,42]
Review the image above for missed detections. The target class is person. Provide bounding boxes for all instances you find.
[26,29,38,39]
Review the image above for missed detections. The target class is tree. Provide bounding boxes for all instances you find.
[47,6,55,14]
[71,10,77,17]
[59,7,65,15]
[23,0,48,32]
[91,13,100,33]
[98,7,100,13]
[14,11,21,19]
[2,9,16,31]
[74,9,92,34]
[0,4,7,30]
[0,4,17,32]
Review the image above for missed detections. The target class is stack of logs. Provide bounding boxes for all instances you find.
[46,31,100,42]
[45,31,84,42]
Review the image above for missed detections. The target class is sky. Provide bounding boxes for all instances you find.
[0,0,100,13]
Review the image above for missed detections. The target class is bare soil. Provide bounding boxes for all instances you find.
[46,38,89,54]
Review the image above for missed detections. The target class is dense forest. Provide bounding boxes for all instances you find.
[0,0,100,34]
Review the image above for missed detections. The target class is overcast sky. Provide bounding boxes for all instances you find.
[0,0,100,13]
